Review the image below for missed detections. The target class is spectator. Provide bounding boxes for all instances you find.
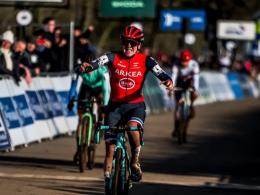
[26,38,44,75]
[74,25,96,65]
[13,40,33,85]
[53,26,68,71]
[0,30,20,84]
[42,17,55,43]
[41,17,59,72]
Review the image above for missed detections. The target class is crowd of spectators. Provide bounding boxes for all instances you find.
[0,17,96,85]
[1,17,260,87]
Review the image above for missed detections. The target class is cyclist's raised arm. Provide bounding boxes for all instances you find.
[102,70,111,106]
[146,56,173,90]
[171,64,178,87]
[81,52,114,73]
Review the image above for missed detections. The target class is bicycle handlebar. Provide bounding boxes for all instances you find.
[99,125,141,132]
[72,98,100,103]
[173,87,195,92]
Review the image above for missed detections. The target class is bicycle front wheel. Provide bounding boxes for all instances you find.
[111,148,127,195]
[78,117,89,172]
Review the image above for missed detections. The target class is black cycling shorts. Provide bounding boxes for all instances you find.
[77,83,102,110]
[104,101,146,142]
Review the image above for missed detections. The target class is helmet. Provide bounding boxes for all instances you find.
[120,25,144,43]
[180,50,192,62]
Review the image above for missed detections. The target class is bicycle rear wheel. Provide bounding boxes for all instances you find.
[79,144,87,172]
[87,143,96,169]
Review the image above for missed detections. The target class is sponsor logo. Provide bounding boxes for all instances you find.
[119,78,135,89]
[225,25,245,35]
[92,55,109,66]
[152,64,164,75]
[115,69,142,77]
[117,63,126,68]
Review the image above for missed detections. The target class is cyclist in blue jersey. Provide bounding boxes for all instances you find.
[67,65,110,163]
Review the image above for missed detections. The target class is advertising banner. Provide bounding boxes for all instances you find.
[0,109,11,150]
[33,77,59,137]
[196,75,216,105]
[226,72,244,99]
[22,80,52,139]
[0,79,27,147]
[238,74,259,98]
[50,75,77,132]
[160,10,206,31]
[100,0,155,18]
[34,77,69,135]
[217,20,256,40]
[6,79,41,143]
[202,71,235,101]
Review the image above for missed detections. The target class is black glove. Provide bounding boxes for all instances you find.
[67,100,74,111]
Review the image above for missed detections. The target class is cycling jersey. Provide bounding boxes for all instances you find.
[89,51,171,103]
[171,59,200,91]
[68,66,110,106]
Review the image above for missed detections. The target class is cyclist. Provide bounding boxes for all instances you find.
[67,64,110,163]
[80,25,173,184]
[171,50,200,137]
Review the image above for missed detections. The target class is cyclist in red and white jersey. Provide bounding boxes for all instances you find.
[171,50,200,137]
[80,25,173,183]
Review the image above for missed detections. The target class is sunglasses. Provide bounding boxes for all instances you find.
[121,39,139,47]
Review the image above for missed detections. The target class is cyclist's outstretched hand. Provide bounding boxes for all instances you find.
[80,62,93,73]
[161,79,174,91]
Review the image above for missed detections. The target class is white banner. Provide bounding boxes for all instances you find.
[22,79,52,140]
[0,78,27,148]
[33,77,69,135]
[217,20,256,40]
[202,71,235,101]
[5,78,42,144]
[50,75,78,132]
[0,109,11,150]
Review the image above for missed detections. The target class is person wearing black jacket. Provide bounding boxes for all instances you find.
[0,30,20,84]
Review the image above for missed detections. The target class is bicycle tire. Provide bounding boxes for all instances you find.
[111,148,123,195]
[87,143,96,169]
[79,144,87,172]
[177,103,185,145]
[78,118,89,172]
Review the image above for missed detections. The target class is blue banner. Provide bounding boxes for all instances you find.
[45,90,64,117]
[238,74,254,97]
[38,90,52,119]
[56,91,77,117]
[26,91,47,120]
[227,72,244,99]
[0,109,11,150]
[13,95,34,126]
[160,10,206,31]
[0,97,21,129]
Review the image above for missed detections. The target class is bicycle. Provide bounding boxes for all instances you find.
[74,97,100,172]
[95,125,143,195]
[174,87,194,145]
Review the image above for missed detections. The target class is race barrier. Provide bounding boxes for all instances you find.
[0,70,259,151]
